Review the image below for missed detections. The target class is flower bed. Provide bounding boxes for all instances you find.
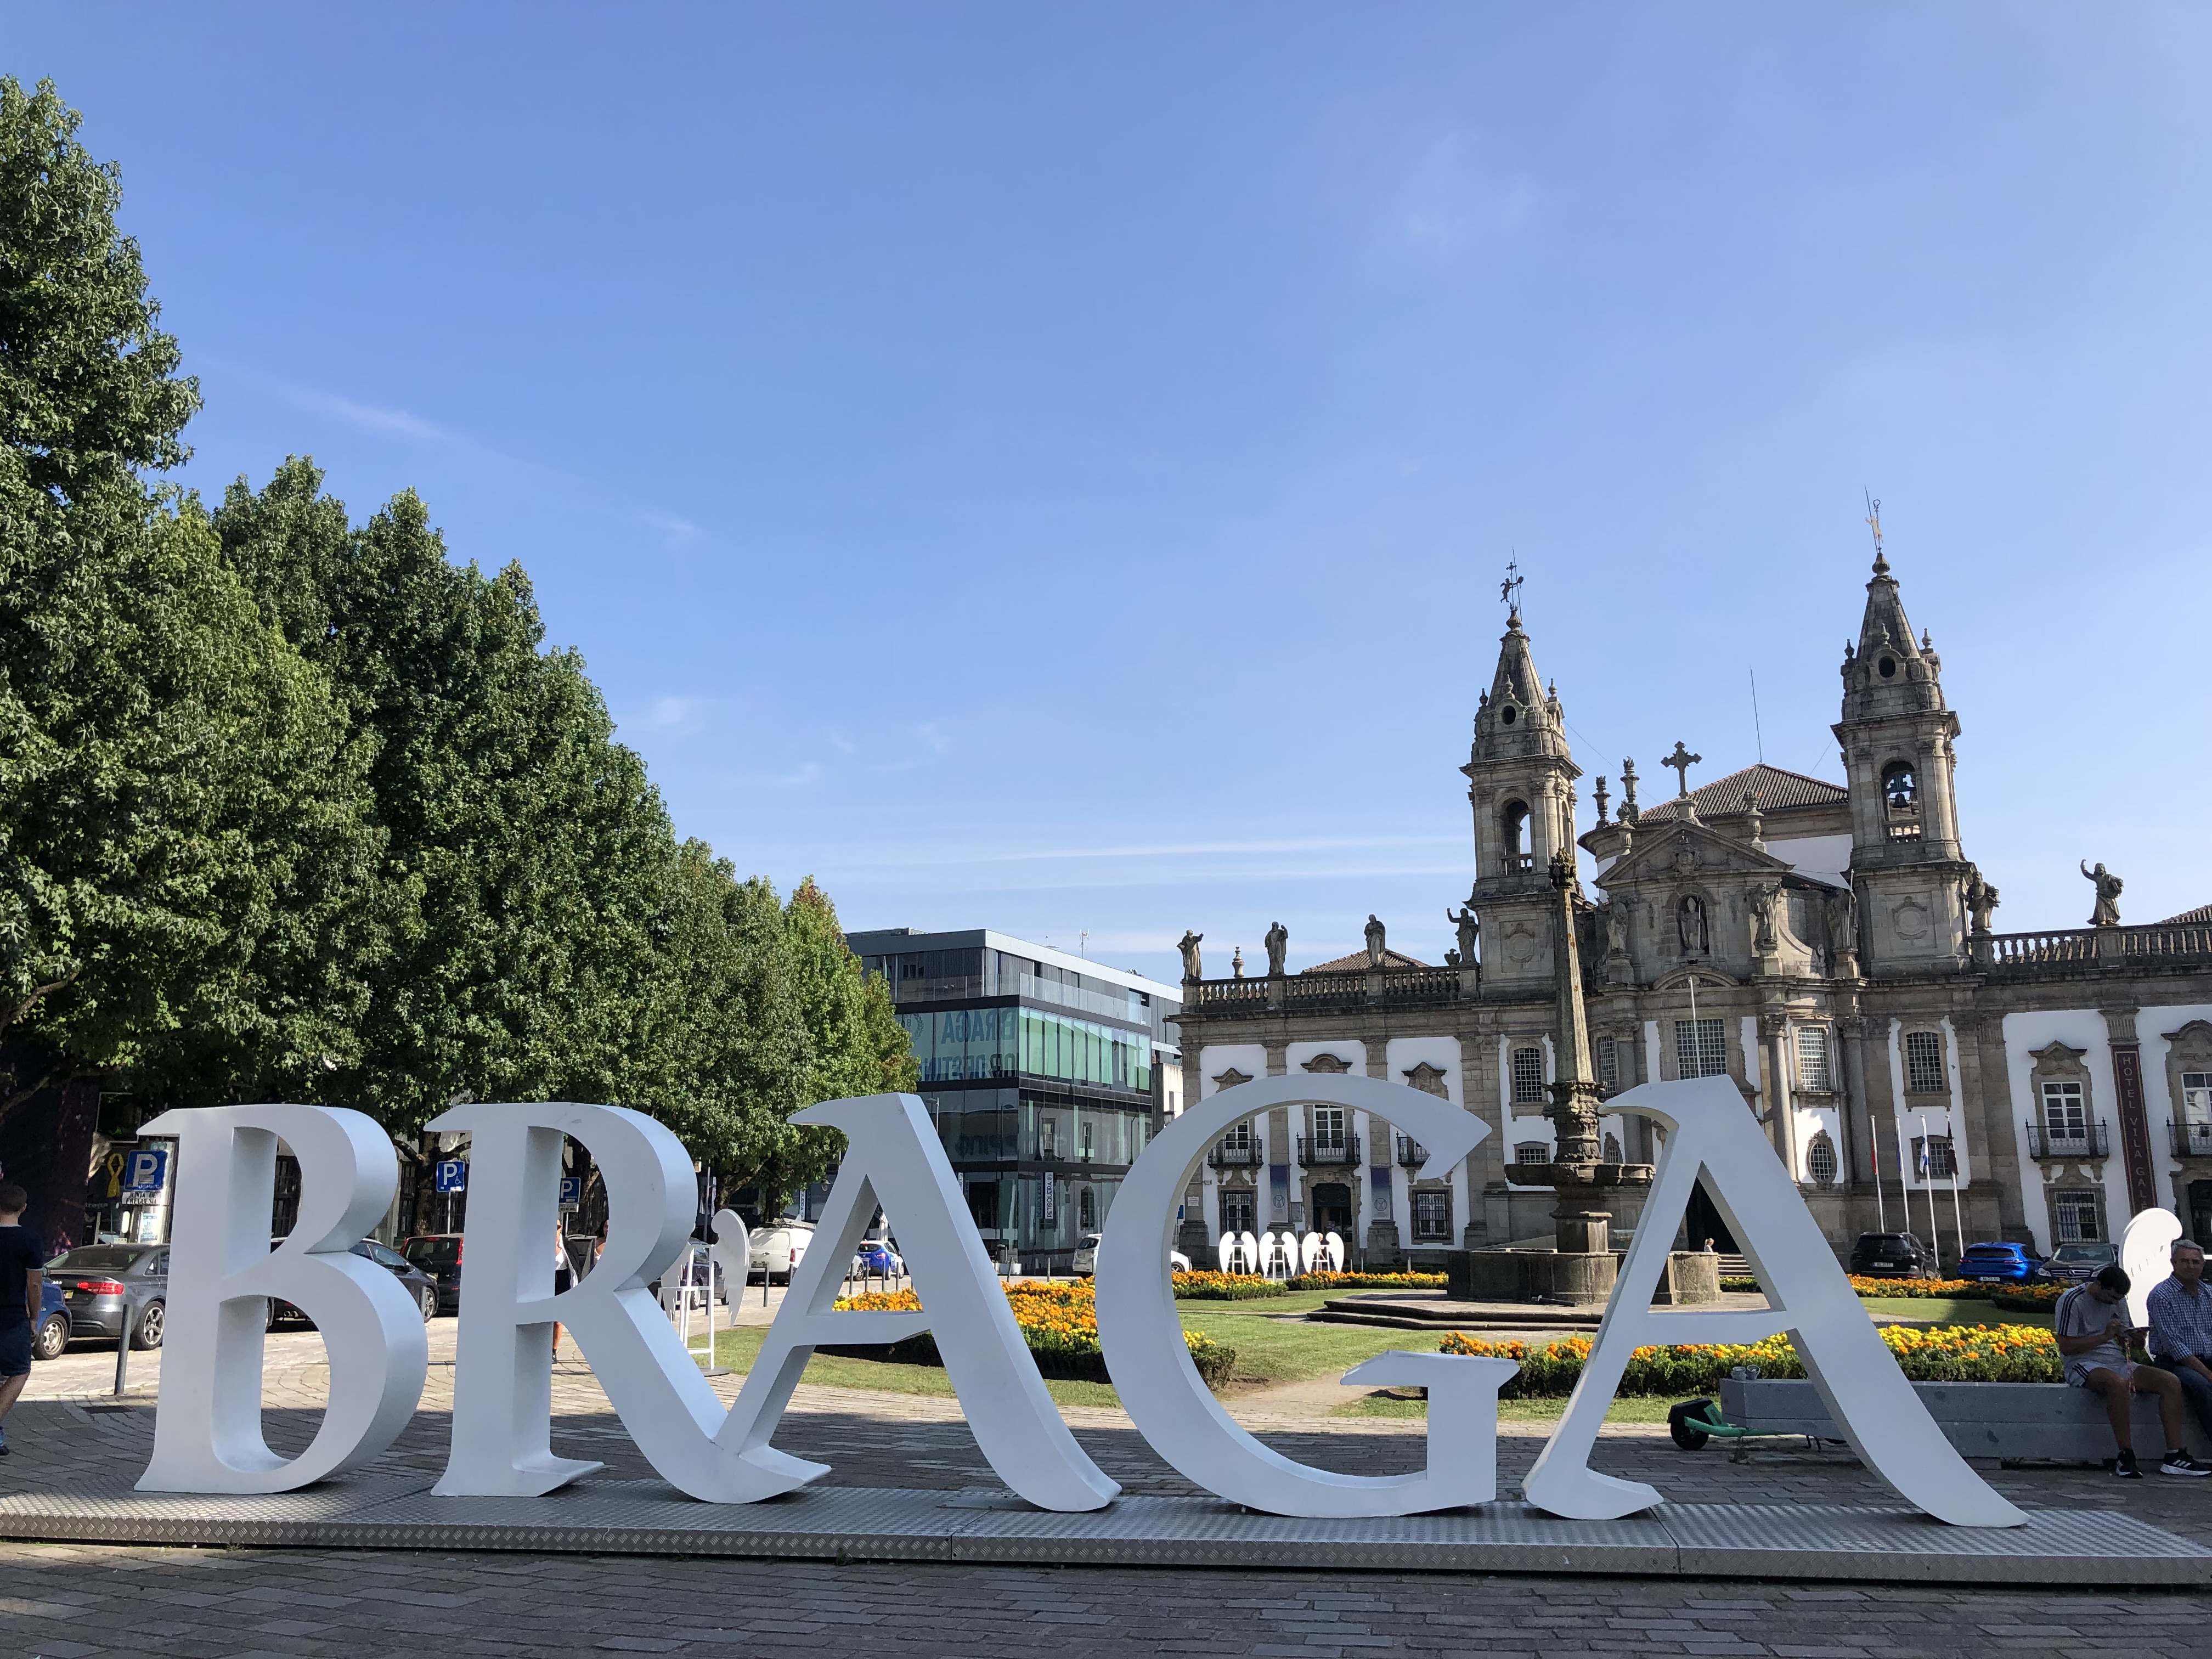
[1285,1271,1449,1291]
[1846,1275,1990,1299]
[1436,1322,2059,1397]
[1172,1270,1290,1300]
[831,1280,1237,1388]
[1990,1282,2068,1312]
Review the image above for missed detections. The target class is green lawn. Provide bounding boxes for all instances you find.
[681,1291,2046,1415]
[1859,1296,2053,1330]
[1339,1392,1677,1424]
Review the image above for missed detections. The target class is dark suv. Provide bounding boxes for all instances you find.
[1848,1232,1936,1278]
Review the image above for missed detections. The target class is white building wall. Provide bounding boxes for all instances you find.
[1997,1010,2119,1257]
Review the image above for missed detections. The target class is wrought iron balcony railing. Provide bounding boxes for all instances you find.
[1206,1139,1263,1169]
[1296,1133,1361,1168]
[2024,1120,2108,1161]
[1395,1134,1428,1168]
[2170,1120,2212,1159]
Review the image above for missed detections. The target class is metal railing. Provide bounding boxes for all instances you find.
[1394,1135,1428,1168]
[2170,1121,2212,1159]
[1296,1133,1361,1167]
[2024,1120,2108,1160]
[1207,1139,1263,1168]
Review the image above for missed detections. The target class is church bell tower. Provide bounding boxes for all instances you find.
[1462,602,1581,991]
[1832,529,1970,974]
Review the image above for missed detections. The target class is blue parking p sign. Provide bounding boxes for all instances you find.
[558,1176,582,1209]
[122,1147,169,1194]
[435,1159,469,1194]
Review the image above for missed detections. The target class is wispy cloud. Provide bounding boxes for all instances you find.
[764,762,823,788]
[641,511,703,550]
[296,388,458,442]
[643,696,701,730]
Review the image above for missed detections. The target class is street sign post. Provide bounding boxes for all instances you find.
[120,1146,169,1203]
[558,1176,582,1211]
[436,1159,467,1232]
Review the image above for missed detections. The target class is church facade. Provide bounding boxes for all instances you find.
[1173,552,2212,1269]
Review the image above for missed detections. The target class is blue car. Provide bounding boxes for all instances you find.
[1957,1241,2045,1283]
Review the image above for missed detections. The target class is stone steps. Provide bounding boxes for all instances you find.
[1305,1295,1603,1331]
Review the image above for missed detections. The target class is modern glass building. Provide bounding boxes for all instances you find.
[846,927,1182,1272]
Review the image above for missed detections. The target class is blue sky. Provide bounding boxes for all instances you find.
[14,4,2209,984]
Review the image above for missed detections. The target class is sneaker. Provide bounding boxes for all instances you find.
[2159,1451,2212,1477]
[2113,1451,2143,1479]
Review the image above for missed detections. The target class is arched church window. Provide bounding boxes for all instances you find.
[1805,1133,1838,1185]
[1882,762,1917,809]
[1877,654,1898,679]
[1501,800,1530,866]
[1499,703,1518,726]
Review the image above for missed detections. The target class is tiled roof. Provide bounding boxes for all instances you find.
[2158,904,2212,927]
[1302,947,1431,974]
[1638,763,1847,821]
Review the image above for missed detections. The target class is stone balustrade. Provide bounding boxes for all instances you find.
[1981,922,2212,974]
[1183,964,1470,1011]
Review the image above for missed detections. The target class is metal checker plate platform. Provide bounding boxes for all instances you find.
[0,1479,2204,1584]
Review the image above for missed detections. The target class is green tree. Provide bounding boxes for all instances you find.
[1,78,383,1124]
[215,462,677,1131]
[0,78,199,506]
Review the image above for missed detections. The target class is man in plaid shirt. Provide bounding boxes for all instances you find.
[2147,1240,2212,1446]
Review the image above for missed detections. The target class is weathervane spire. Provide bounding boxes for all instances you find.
[1864,490,1888,577]
[1500,555,1524,627]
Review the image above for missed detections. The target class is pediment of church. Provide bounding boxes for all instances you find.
[1591,816,1792,894]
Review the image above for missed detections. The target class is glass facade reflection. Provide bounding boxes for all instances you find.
[845,927,1182,1272]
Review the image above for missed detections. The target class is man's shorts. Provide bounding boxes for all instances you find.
[0,1322,32,1379]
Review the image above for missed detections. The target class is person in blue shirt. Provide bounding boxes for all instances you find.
[0,1183,47,1455]
[2147,1240,2212,1447]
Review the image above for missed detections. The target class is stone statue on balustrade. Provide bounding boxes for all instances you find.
[1176,930,1204,981]
[1446,902,1479,966]
[1363,914,1387,969]
[1263,921,1288,977]
[2081,861,2123,928]
[1964,871,2001,935]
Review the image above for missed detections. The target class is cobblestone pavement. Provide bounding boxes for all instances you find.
[0,1541,2204,1658]
[7,1316,2211,1655]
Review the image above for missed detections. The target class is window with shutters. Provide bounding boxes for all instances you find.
[1412,1190,1452,1242]
[1674,1018,1726,1080]
[1796,1026,1832,1091]
[1904,1030,1946,1096]
[1510,1046,1547,1104]
[1912,1135,1956,1180]
[2055,1189,2101,1243]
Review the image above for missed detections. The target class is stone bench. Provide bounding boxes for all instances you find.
[1718,1376,2207,1465]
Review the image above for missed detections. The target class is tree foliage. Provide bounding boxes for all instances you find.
[1,78,382,1120]
[0,77,912,1200]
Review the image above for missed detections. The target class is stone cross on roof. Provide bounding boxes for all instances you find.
[1663,741,1702,797]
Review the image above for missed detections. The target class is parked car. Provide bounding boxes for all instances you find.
[748,1220,814,1284]
[1847,1232,1936,1279]
[267,1238,440,1327]
[2041,1241,2119,1284]
[1956,1242,2045,1284]
[46,1243,167,1349]
[32,1280,71,1361]
[1071,1237,1189,1277]
[851,1238,905,1279]
[652,1241,730,1308]
[402,1233,465,1314]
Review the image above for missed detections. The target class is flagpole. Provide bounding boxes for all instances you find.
[1946,1113,1967,1268]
